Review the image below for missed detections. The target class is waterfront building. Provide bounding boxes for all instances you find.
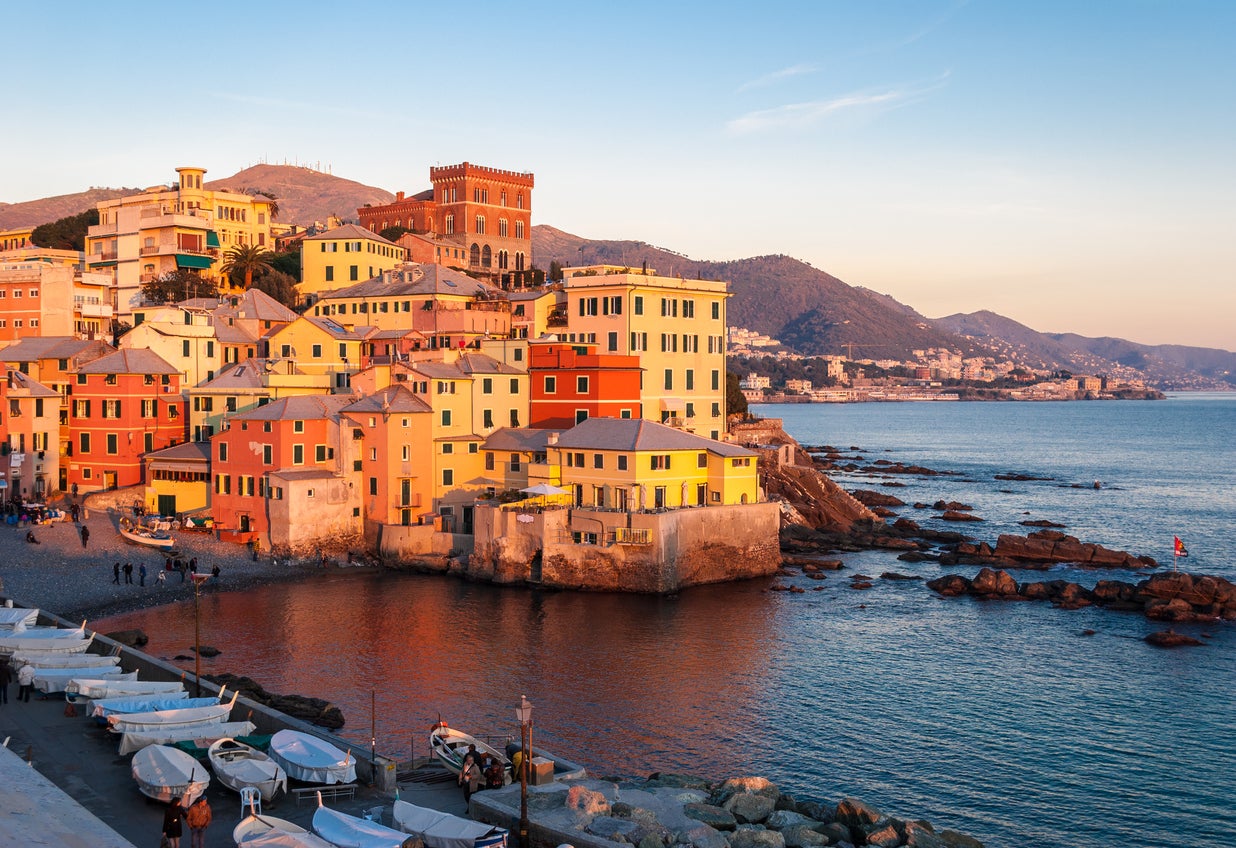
[0,369,61,500]
[186,358,332,443]
[357,162,534,287]
[85,166,277,319]
[298,224,406,305]
[141,441,210,516]
[67,349,184,492]
[308,264,511,346]
[785,379,812,394]
[0,252,113,342]
[739,374,771,390]
[480,427,559,493]
[340,385,434,528]
[560,265,729,439]
[527,340,643,429]
[209,395,360,547]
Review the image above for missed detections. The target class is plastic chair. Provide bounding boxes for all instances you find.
[363,806,385,824]
[240,786,262,818]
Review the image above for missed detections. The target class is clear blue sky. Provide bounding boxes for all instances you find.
[5,1,1234,350]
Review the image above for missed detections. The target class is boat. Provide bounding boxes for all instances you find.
[0,625,91,656]
[312,794,412,848]
[131,744,210,804]
[428,721,587,783]
[209,737,288,802]
[34,668,136,694]
[119,720,257,756]
[268,729,356,785]
[66,678,185,703]
[10,651,119,668]
[119,515,177,549]
[392,799,508,848]
[234,803,333,847]
[92,692,209,722]
[108,691,238,734]
[0,608,38,630]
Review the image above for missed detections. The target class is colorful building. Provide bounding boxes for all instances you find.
[187,358,332,443]
[0,227,34,252]
[0,253,113,343]
[121,302,222,389]
[298,224,406,305]
[142,441,210,516]
[340,385,434,527]
[0,369,61,501]
[264,316,375,388]
[67,349,185,492]
[560,265,729,439]
[209,395,360,548]
[527,340,642,429]
[85,166,277,319]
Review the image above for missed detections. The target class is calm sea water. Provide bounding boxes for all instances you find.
[98,395,1236,848]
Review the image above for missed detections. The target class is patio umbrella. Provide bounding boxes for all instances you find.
[520,483,568,496]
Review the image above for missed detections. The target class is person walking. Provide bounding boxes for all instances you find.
[185,795,212,848]
[162,796,185,848]
[16,662,35,702]
[79,524,90,548]
[113,562,121,584]
[211,563,220,584]
[139,563,147,586]
[0,658,11,705]
[157,570,166,588]
[123,562,133,584]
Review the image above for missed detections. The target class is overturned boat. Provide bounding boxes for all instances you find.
[209,737,288,802]
[131,744,210,805]
[108,691,238,734]
[268,730,356,785]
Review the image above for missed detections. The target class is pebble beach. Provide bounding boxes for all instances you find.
[0,502,314,621]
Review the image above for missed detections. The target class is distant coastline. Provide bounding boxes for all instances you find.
[753,386,1165,403]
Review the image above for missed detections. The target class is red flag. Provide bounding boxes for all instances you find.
[1173,536,1188,557]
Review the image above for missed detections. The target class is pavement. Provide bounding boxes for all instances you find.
[0,686,470,847]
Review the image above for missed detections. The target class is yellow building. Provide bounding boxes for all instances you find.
[508,288,559,340]
[560,265,729,439]
[186,358,333,443]
[142,442,211,516]
[85,166,277,319]
[299,224,406,304]
[550,417,758,510]
[0,228,35,252]
[265,316,374,387]
[121,302,221,389]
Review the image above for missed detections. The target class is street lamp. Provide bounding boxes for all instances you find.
[515,695,533,848]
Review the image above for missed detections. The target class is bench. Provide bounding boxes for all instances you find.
[293,783,358,805]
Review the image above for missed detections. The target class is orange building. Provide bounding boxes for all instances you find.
[528,340,643,429]
[209,395,360,545]
[67,349,185,492]
[341,385,434,527]
[357,162,533,286]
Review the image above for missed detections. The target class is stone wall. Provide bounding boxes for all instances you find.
[470,502,781,593]
[372,520,472,568]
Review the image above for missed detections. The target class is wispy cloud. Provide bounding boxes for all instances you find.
[736,63,818,93]
[726,75,949,135]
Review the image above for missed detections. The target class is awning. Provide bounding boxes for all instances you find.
[659,397,685,410]
[89,260,118,267]
[205,231,221,248]
[175,254,214,269]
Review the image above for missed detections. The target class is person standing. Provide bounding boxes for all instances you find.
[139,563,147,586]
[16,662,35,702]
[79,524,90,548]
[211,563,220,584]
[157,570,167,588]
[162,796,185,848]
[185,795,212,848]
[459,755,482,804]
[123,562,133,584]
[113,562,121,584]
[0,658,11,705]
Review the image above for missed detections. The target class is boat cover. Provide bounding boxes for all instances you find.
[35,668,134,694]
[269,730,357,785]
[118,720,256,756]
[210,739,288,798]
[233,812,310,844]
[0,634,92,654]
[91,693,201,719]
[68,679,185,700]
[108,698,236,733]
[131,744,210,804]
[241,830,337,848]
[312,804,410,848]
[393,800,508,848]
[11,651,119,668]
[0,608,38,629]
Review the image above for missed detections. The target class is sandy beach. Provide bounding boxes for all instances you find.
[0,501,320,621]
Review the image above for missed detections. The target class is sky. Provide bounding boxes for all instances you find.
[4,1,1234,351]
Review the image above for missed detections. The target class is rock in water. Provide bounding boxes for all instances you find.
[1145,630,1203,648]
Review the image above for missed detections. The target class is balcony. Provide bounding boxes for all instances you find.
[75,301,113,318]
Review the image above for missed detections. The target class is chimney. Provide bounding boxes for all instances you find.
[396,191,405,201]
[547,433,558,445]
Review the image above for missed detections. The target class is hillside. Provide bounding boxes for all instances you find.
[0,187,141,230]
[532,225,972,360]
[204,164,393,226]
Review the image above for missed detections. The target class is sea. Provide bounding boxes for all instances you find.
[96,394,1236,848]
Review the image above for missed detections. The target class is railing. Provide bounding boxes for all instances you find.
[609,528,651,545]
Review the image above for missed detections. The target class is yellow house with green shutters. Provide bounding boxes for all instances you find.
[550,417,758,511]
[264,316,374,386]
[299,224,405,305]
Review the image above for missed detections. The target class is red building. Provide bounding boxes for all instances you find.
[68,349,184,492]
[528,340,643,429]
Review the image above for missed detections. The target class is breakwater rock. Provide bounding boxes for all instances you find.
[940,530,1156,570]
[927,568,1236,622]
[473,773,984,848]
[205,673,345,729]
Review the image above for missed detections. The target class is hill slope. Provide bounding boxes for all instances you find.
[0,188,142,230]
[205,164,394,227]
[532,225,970,360]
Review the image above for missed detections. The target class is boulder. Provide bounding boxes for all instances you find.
[685,804,738,831]
[587,817,641,840]
[969,568,1018,597]
[712,777,781,806]
[864,821,904,847]
[1145,598,1204,622]
[938,830,985,847]
[639,836,667,848]
[794,801,835,824]
[685,825,731,848]
[104,629,147,647]
[780,825,830,848]
[728,828,786,848]
[192,645,221,657]
[1144,630,1203,648]
[816,823,853,846]
[926,575,970,597]
[904,821,946,847]
[880,572,923,581]
[567,785,612,817]
[940,511,983,522]
[725,793,777,825]
[765,811,814,830]
[834,798,883,829]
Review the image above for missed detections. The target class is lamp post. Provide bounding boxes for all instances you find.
[515,695,533,848]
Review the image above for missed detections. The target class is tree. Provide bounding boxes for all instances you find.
[31,209,99,251]
[249,190,279,221]
[726,371,749,417]
[221,244,275,290]
[269,249,301,281]
[379,225,411,243]
[548,260,563,282]
[249,269,298,308]
[141,269,220,304]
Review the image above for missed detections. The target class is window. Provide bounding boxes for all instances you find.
[183,340,191,357]
[510,409,520,427]
[370,477,378,495]
[74,399,90,418]
[102,399,121,418]
[712,370,720,391]
[293,444,304,464]
[607,332,618,351]
[617,455,628,471]
[80,433,90,453]
[593,454,604,469]
[576,376,589,394]
[293,420,304,433]
[712,402,722,417]
[579,297,598,317]
[515,220,525,239]
[312,344,322,358]
[475,216,486,234]
[651,455,671,470]
[686,370,694,390]
[482,378,493,394]
[106,434,118,455]
[510,378,519,394]
[442,469,453,486]
[262,444,272,464]
[441,409,453,427]
[544,376,556,394]
[697,452,708,468]
[442,443,454,455]
[485,453,495,471]
[219,442,229,462]
[325,266,334,282]
[575,410,588,424]
[483,409,494,428]
[350,265,359,281]
[499,218,508,237]
[712,302,721,320]
[683,300,695,318]
[664,369,673,390]
[686,402,695,418]
[315,445,329,461]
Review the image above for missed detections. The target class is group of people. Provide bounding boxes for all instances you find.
[457,743,515,803]
[161,794,212,848]
[109,557,220,588]
[0,656,37,704]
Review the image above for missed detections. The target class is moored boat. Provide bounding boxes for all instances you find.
[131,744,210,804]
[209,737,288,802]
[108,691,238,734]
[392,799,508,848]
[312,794,411,848]
[268,729,356,785]
[117,720,256,756]
[67,678,185,703]
[34,668,135,694]
[10,651,120,668]
[234,807,332,847]
[428,723,509,777]
[119,515,177,549]
[0,608,39,630]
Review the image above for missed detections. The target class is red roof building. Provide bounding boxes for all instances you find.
[527,340,643,429]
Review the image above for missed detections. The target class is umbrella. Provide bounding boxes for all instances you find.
[520,483,568,496]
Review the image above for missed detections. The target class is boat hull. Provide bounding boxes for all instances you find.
[131,744,210,805]
[210,738,289,802]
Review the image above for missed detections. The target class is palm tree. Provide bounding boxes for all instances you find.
[221,244,275,290]
[256,190,280,221]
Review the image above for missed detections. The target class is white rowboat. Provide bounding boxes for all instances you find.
[313,795,411,848]
[108,691,238,734]
[268,730,356,785]
[118,720,256,756]
[131,744,210,805]
[209,737,288,802]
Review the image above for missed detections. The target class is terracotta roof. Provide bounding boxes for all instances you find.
[407,361,468,380]
[341,385,432,415]
[3,370,58,397]
[316,263,501,300]
[143,442,210,462]
[304,223,398,245]
[555,418,757,456]
[228,394,354,422]
[213,289,299,324]
[0,337,114,363]
[458,353,523,375]
[482,427,560,452]
[214,323,258,344]
[302,317,378,340]
[76,348,179,375]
